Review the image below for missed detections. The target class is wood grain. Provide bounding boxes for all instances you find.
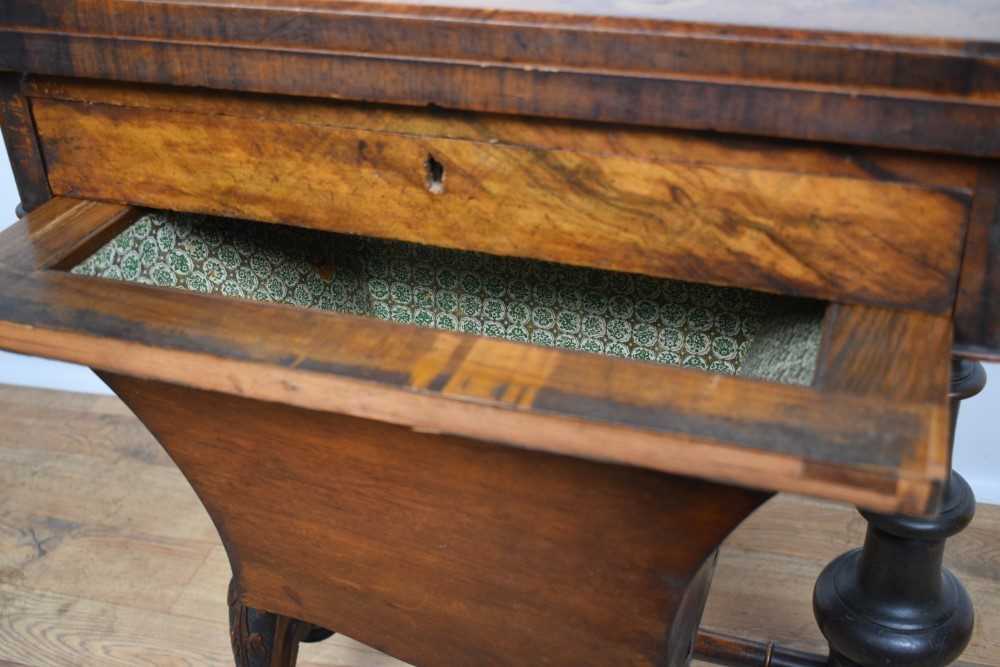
[2,1,999,156]
[809,303,955,510]
[955,167,1000,362]
[0,197,955,513]
[0,384,997,667]
[23,77,981,192]
[29,88,971,312]
[0,73,49,212]
[104,372,769,667]
[815,304,952,404]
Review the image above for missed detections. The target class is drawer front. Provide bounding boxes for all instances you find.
[28,79,971,314]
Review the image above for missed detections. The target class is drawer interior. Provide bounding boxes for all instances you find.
[71,210,825,386]
[0,198,954,515]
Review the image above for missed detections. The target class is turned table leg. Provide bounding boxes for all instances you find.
[812,358,985,667]
[228,579,313,667]
[301,626,336,644]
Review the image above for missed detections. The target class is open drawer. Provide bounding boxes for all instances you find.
[0,197,953,515]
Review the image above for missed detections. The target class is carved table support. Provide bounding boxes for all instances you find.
[812,358,985,667]
[228,578,313,667]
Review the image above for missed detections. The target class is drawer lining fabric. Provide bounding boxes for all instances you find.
[71,211,824,385]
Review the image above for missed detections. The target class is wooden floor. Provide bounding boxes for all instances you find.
[0,384,997,667]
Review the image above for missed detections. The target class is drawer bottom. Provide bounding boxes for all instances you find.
[72,210,824,386]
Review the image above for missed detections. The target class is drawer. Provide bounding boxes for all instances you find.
[25,78,974,314]
[0,197,953,515]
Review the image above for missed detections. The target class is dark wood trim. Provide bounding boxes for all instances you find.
[3,1,998,96]
[2,0,999,156]
[954,166,1000,361]
[0,72,49,212]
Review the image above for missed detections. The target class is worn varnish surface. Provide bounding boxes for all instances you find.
[102,372,768,667]
[0,198,954,514]
[27,81,971,313]
[0,384,998,667]
[2,1,999,156]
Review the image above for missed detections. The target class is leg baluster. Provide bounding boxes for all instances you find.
[812,358,985,667]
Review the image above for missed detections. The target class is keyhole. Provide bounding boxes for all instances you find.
[425,154,445,194]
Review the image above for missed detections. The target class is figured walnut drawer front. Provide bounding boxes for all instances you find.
[0,198,955,517]
[26,78,972,314]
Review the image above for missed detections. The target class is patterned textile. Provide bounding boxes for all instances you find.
[740,309,826,386]
[72,211,824,384]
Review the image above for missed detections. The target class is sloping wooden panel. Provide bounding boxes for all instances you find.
[104,372,769,667]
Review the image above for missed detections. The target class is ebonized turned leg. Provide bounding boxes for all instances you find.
[228,578,313,667]
[812,358,985,667]
[301,626,336,643]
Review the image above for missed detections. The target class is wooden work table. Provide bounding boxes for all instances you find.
[0,2,998,666]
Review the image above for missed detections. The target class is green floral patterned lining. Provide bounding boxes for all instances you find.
[72,211,825,384]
